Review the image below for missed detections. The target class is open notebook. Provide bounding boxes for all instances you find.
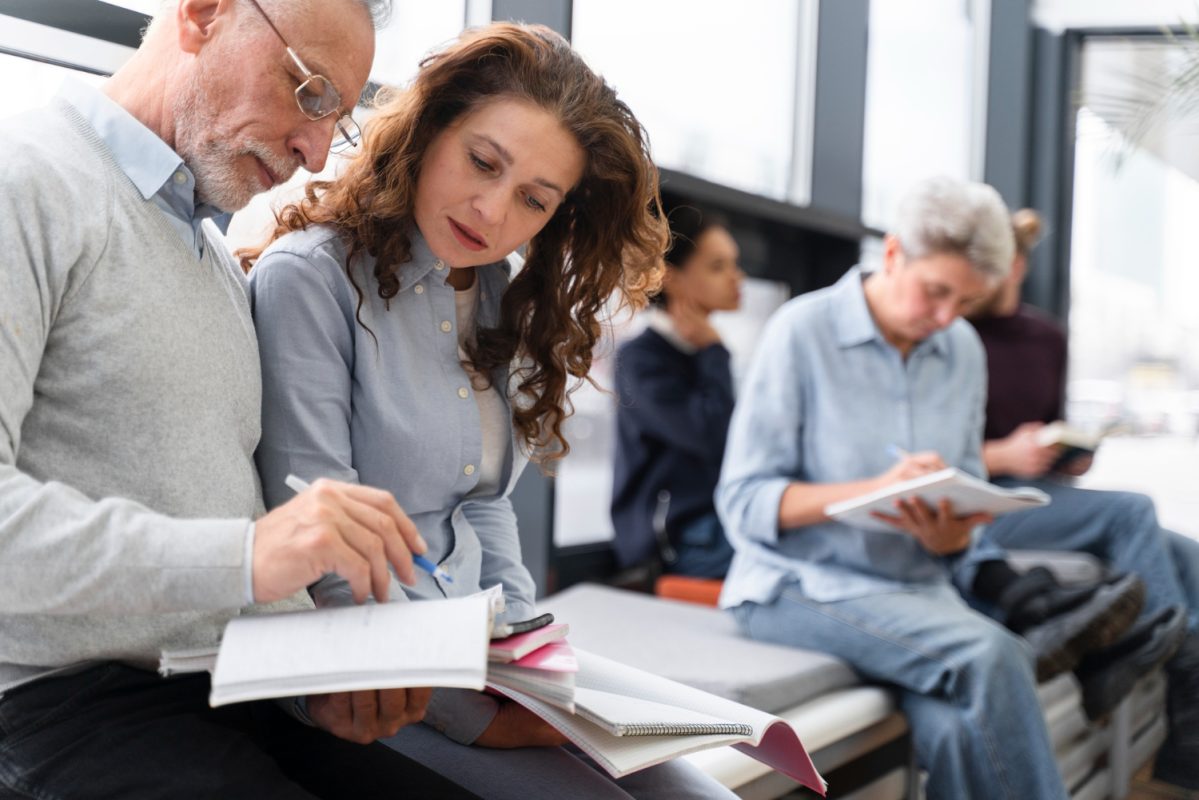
[206,593,495,706]
[487,648,825,795]
[824,467,1050,533]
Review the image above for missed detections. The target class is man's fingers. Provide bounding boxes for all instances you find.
[377,687,408,725]
[350,689,380,743]
[407,687,433,717]
[331,515,398,601]
[341,484,427,553]
[320,532,381,604]
[310,692,355,740]
[338,489,422,586]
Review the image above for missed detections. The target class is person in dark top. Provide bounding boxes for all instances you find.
[611,207,744,578]
[971,209,1199,789]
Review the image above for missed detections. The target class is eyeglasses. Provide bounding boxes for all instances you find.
[245,0,361,153]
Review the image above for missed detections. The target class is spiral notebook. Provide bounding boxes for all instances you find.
[487,648,824,794]
[573,687,752,737]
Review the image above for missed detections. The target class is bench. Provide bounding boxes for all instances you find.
[541,562,1167,798]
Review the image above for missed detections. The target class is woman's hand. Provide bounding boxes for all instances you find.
[308,687,433,744]
[990,422,1059,478]
[668,298,722,350]
[871,497,992,555]
[473,699,569,749]
[876,451,946,486]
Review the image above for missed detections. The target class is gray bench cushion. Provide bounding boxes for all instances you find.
[540,584,860,713]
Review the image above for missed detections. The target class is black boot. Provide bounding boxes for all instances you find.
[1000,569,1145,681]
[1154,630,1199,790]
[1074,605,1188,721]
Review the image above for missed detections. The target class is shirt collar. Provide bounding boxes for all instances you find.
[57,78,229,233]
[399,228,513,302]
[831,267,881,348]
[644,307,698,354]
[831,266,948,357]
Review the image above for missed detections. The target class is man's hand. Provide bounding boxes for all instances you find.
[253,479,426,604]
[872,497,992,555]
[990,422,1059,479]
[308,687,432,744]
[474,699,569,749]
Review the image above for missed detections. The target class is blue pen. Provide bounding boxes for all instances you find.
[886,444,911,462]
[283,474,453,583]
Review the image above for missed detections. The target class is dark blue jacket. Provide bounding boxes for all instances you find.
[610,327,736,568]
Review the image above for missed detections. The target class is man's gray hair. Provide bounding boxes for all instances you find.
[893,176,1014,281]
[155,0,391,30]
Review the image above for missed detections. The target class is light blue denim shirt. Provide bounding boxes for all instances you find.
[57,78,230,258]
[717,267,994,608]
[249,224,537,744]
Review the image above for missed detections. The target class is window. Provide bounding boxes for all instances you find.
[370,0,468,89]
[1068,39,1199,437]
[570,0,812,201]
[861,0,989,229]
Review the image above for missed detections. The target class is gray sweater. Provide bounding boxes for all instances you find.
[0,99,267,692]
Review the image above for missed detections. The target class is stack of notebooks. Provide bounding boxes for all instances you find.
[160,590,824,794]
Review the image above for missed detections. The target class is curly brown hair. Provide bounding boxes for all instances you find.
[239,22,668,460]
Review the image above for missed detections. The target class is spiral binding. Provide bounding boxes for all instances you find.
[614,722,753,737]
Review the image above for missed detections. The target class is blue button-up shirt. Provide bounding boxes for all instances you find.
[249,224,536,620]
[717,267,995,607]
[57,78,229,259]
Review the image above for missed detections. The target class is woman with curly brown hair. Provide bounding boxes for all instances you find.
[245,21,735,800]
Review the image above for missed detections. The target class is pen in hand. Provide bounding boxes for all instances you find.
[283,474,453,584]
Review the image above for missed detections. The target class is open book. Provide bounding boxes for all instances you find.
[824,467,1050,533]
[1035,421,1120,470]
[205,593,495,706]
[487,648,825,795]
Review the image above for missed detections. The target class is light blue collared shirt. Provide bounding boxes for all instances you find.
[57,78,252,603]
[56,78,230,259]
[250,224,538,744]
[717,267,997,607]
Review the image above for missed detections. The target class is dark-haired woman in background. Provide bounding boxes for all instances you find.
[611,207,745,578]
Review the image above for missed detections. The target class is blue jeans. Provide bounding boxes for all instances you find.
[987,479,1199,634]
[669,512,735,579]
[733,583,1068,800]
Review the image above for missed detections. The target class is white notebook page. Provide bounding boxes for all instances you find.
[210,594,491,706]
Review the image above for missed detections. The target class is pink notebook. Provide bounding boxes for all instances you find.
[488,623,569,663]
[511,641,578,673]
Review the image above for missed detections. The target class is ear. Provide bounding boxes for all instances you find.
[881,233,904,275]
[176,0,228,55]
[1011,253,1029,284]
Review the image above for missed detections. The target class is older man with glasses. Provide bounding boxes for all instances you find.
[0,1,478,797]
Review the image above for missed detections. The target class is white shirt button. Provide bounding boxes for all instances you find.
[458,387,469,399]
[464,464,475,476]
[433,259,446,271]
[172,171,188,185]
[440,320,452,333]
[413,284,425,295]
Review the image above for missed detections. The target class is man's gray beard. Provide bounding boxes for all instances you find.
[171,75,299,213]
